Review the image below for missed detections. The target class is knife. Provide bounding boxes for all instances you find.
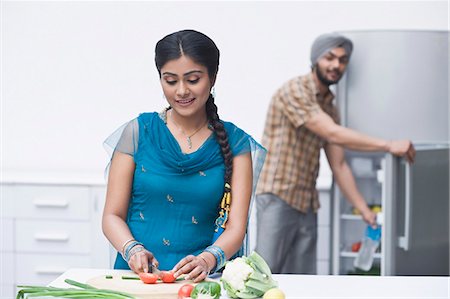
[150,264,161,275]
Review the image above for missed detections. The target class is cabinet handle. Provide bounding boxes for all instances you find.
[34,233,69,242]
[35,268,66,275]
[33,199,69,208]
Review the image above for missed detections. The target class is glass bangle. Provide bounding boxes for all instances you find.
[123,241,143,261]
[204,245,226,273]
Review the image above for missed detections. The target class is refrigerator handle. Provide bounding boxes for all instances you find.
[398,161,412,251]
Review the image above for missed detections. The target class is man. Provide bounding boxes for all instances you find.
[255,33,415,274]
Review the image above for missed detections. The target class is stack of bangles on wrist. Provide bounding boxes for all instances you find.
[121,239,145,262]
[203,245,226,273]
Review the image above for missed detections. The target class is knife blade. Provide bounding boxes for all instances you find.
[150,264,161,275]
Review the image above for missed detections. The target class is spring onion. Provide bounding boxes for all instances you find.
[16,278,136,299]
[121,275,141,280]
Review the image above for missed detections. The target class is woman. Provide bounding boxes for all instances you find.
[102,30,265,282]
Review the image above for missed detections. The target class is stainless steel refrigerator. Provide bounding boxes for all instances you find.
[331,30,449,276]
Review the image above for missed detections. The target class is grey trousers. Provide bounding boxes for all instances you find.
[255,193,317,274]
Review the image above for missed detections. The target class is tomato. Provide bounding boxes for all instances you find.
[160,271,176,283]
[138,272,158,284]
[178,284,194,299]
[351,241,362,252]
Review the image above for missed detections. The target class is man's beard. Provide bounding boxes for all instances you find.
[315,66,342,86]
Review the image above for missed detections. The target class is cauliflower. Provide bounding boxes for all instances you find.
[221,252,278,299]
[221,257,254,291]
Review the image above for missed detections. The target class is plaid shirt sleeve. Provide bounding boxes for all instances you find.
[275,77,321,128]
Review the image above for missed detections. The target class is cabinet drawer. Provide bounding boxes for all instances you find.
[0,252,14,284]
[13,185,90,220]
[1,218,14,251]
[16,220,91,254]
[15,253,91,285]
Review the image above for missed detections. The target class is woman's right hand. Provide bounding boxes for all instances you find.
[127,246,159,274]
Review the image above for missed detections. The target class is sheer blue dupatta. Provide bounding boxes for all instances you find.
[212,130,266,258]
[103,118,139,178]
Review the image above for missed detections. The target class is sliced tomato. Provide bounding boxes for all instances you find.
[178,284,194,299]
[160,271,176,283]
[138,272,158,284]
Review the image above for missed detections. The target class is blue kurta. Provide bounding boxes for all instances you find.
[105,111,265,270]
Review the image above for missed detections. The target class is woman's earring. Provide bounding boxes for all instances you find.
[210,86,216,98]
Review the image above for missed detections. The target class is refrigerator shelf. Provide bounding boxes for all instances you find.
[340,214,363,220]
[340,251,381,259]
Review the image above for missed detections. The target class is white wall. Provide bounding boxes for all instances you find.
[2,1,448,176]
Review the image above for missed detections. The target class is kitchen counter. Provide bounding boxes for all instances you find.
[48,268,449,299]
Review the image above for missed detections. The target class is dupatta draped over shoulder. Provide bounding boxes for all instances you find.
[104,111,266,270]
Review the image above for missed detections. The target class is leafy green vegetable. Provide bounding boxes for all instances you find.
[16,279,136,299]
[190,281,221,299]
[221,251,278,299]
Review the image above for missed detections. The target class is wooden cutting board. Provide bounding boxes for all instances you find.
[87,274,210,299]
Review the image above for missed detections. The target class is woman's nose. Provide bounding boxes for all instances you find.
[176,82,189,97]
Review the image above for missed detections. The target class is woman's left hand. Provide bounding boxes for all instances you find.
[172,254,211,282]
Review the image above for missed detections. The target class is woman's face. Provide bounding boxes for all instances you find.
[160,55,213,118]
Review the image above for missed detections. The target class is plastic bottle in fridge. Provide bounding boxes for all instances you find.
[353,224,382,271]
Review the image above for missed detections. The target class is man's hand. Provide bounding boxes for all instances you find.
[361,209,377,228]
[387,140,416,163]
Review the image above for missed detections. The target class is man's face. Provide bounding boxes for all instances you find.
[315,47,349,86]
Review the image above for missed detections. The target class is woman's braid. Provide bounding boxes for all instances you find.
[206,95,233,186]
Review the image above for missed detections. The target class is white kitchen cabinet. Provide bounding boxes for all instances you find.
[0,180,111,297]
[1,186,15,299]
[16,220,92,254]
[12,185,91,220]
[15,253,92,285]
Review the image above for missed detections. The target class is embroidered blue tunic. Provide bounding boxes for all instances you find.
[104,111,266,270]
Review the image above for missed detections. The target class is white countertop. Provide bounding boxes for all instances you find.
[49,268,449,299]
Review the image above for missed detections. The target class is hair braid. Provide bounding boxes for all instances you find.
[206,95,233,188]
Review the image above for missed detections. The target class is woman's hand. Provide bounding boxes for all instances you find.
[127,246,159,274]
[172,253,214,283]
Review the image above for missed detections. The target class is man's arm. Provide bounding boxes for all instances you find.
[306,110,415,163]
[324,142,377,226]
